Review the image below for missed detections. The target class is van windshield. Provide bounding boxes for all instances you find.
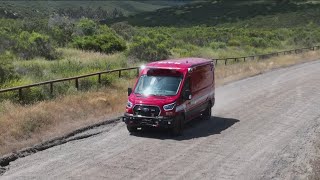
[134,75,183,96]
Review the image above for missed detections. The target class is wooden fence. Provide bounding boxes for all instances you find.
[213,46,320,65]
[0,67,139,101]
[0,45,319,101]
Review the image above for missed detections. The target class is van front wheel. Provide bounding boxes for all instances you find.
[204,103,212,120]
[171,115,184,136]
[127,126,138,134]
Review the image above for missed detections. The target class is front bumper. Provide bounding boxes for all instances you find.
[122,113,175,128]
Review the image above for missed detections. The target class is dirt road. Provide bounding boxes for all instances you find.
[2,60,320,180]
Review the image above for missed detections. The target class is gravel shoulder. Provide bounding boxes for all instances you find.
[2,60,320,180]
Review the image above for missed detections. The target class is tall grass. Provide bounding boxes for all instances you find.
[0,49,137,104]
[0,78,136,155]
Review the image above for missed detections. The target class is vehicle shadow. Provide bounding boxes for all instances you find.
[131,116,240,141]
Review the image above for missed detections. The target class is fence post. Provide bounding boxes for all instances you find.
[225,59,227,65]
[75,78,79,90]
[18,88,22,101]
[50,82,53,95]
[243,57,246,62]
[215,59,218,65]
[98,73,101,84]
[136,68,139,77]
[119,70,121,78]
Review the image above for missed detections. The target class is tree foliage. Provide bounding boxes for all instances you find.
[0,52,18,84]
[110,22,136,41]
[14,31,59,60]
[128,32,173,61]
[73,33,126,54]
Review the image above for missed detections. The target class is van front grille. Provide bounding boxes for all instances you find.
[133,105,160,117]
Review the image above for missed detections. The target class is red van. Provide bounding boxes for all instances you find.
[123,58,215,135]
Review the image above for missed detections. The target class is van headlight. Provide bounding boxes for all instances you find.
[127,101,133,108]
[163,102,176,111]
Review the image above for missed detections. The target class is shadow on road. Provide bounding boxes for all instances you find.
[131,116,240,141]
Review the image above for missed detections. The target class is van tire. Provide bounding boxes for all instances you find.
[127,126,138,134]
[171,115,184,136]
[204,103,212,120]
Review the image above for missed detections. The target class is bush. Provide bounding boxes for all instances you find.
[172,43,199,57]
[48,14,75,47]
[73,33,126,54]
[0,31,15,55]
[111,22,136,41]
[249,37,269,48]
[227,39,241,47]
[14,31,59,60]
[74,18,97,36]
[0,53,18,84]
[128,32,173,61]
[210,41,227,49]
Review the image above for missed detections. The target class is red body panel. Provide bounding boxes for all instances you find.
[126,57,215,122]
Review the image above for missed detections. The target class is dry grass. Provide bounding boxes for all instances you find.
[0,78,136,155]
[215,51,320,86]
[59,48,125,64]
[1,50,320,156]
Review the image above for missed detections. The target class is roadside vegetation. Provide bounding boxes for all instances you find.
[0,49,319,156]
[1,0,320,165]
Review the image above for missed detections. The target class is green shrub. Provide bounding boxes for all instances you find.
[14,31,59,60]
[111,22,136,41]
[210,41,227,49]
[128,32,173,61]
[172,43,199,57]
[72,33,126,54]
[0,52,19,84]
[48,14,75,47]
[74,18,97,36]
[249,37,269,48]
[227,39,241,47]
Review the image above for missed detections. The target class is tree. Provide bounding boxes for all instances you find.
[14,31,59,60]
[111,22,136,41]
[128,32,173,61]
[72,33,126,54]
[74,18,97,36]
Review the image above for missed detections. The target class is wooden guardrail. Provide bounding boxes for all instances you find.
[0,67,139,101]
[0,45,319,101]
[212,45,320,65]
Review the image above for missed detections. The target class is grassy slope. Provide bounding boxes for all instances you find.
[0,0,187,18]
[106,0,320,27]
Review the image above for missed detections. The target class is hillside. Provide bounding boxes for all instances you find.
[105,0,320,27]
[0,0,190,19]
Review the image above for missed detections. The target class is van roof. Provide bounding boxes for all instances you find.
[146,58,212,69]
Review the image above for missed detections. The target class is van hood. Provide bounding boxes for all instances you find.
[129,94,177,106]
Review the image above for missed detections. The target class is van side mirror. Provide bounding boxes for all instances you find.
[183,90,192,100]
[128,88,132,96]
